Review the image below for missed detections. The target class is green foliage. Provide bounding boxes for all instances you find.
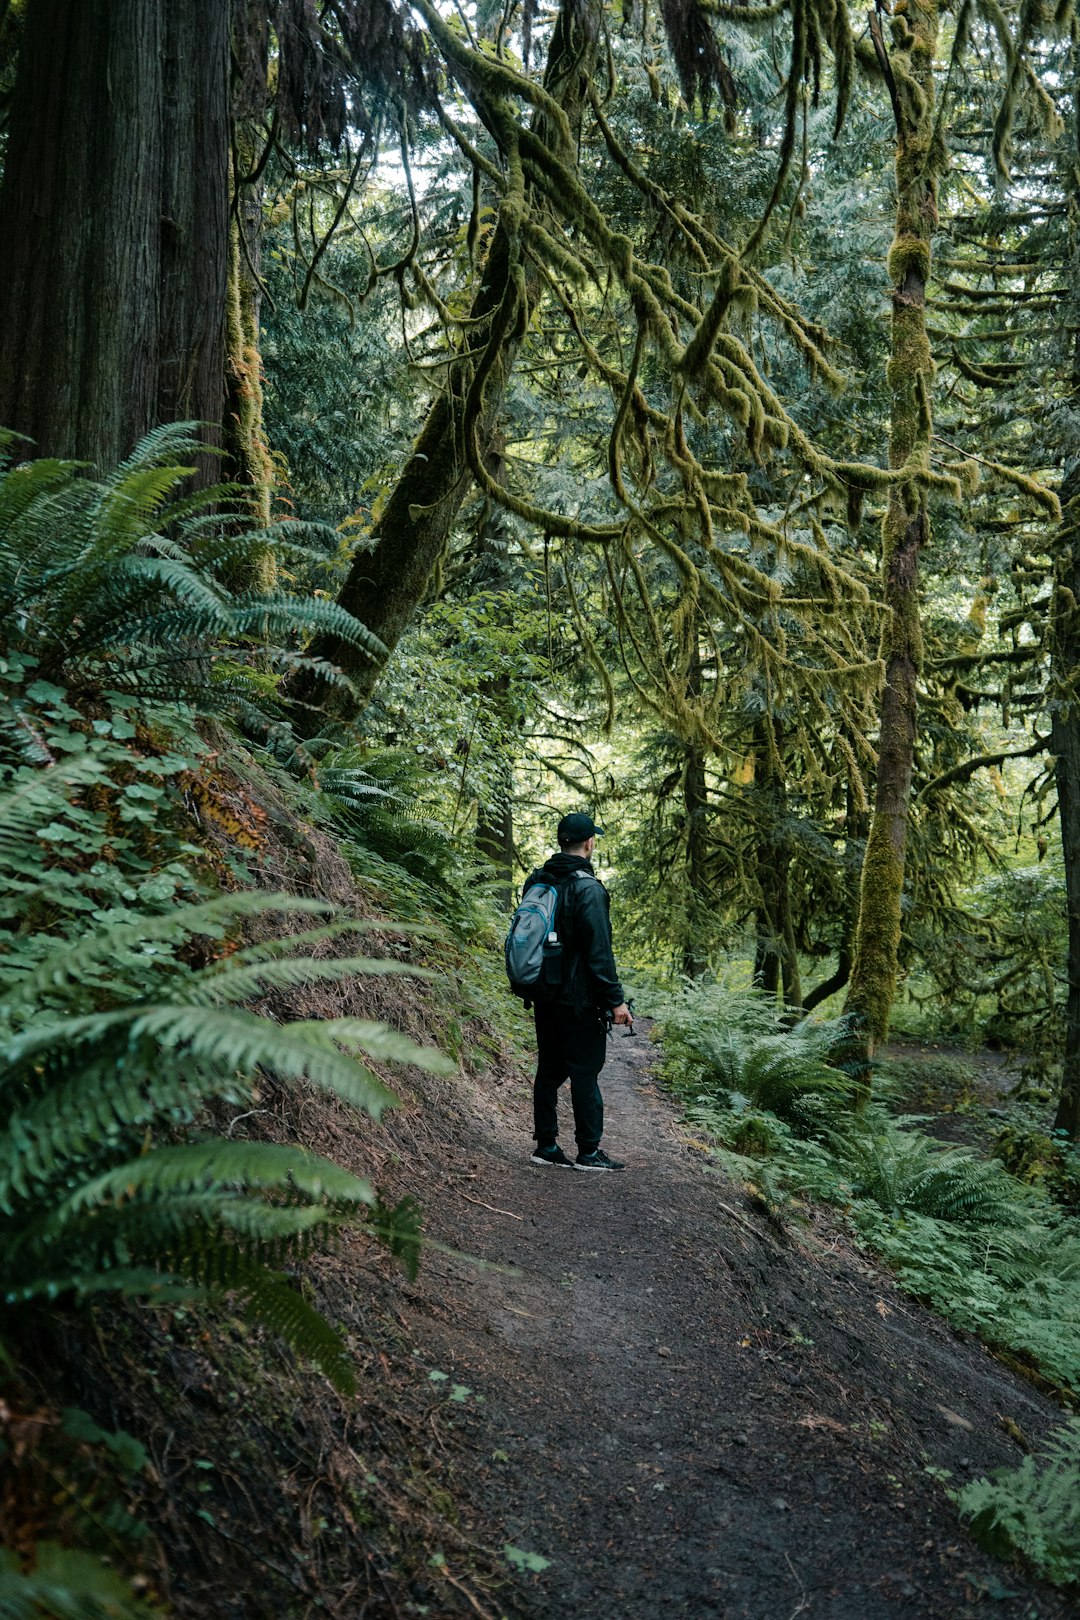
[653,982,853,1126]
[0,435,471,1616]
[0,423,382,726]
[839,1130,1016,1223]
[0,1543,159,1620]
[910,861,1068,1076]
[992,1116,1080,1210]
[956,1420,1080,1587]
[0,716,450,1386]
[660,980,1080,1392]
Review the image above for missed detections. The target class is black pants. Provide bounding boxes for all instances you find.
[533,1001,607,1153]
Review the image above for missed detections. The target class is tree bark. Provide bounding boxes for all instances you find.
[750,719,802,1009]
[843,0,940,1069]
[294,0,602,722]
[1049,46,1080,1140]
[224,0,276,558]
[1052,534,1080,1136]
[681,738,710,978]
[0,0,229,469]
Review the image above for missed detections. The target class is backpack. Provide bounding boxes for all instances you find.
[504,871,588,1001]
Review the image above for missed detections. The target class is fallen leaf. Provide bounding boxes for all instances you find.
[875,1299,891,1318]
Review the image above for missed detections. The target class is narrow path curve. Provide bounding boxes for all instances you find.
[400,1024,1071,1619]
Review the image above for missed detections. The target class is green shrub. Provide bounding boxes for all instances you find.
[0,423,381,726]
[956,1419,1080,1587]
[839,1128,1016,1223]
[653,983,853,1127]
[659,979,1080,1394]
[0,436,452,1617]
[0,727,450,1385]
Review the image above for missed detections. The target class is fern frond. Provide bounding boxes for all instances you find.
[292,1016,457,1076]
[235,1264,357,1394]
[957,1418,1080,1586]
[177,952,430,1008]
[0,893,333,1008]
[0,1542,161,1620]
[58,1141,373,1216]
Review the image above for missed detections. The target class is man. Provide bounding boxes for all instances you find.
[523,812,633,1172]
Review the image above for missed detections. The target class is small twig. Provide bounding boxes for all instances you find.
[785,1552,810,1619]
[227,1107,271,1136]
[455,1189,523,1220]
[713,1197,780,1245]
[443,1568,497,1620]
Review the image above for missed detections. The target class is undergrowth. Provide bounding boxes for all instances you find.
[655,982,1080,1395]
[655,982,1080,1583]
[0,433,471,1615]
[956,1419,1080,1588]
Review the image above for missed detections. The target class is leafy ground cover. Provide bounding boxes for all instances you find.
[651,981,1080,1589]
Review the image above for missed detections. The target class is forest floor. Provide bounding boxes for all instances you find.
[390,1019,1073,1620]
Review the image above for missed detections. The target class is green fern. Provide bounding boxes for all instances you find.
[0,1543,159,1620]
[0,424,384,716]
[840,1128,1015,1223]
[956,1419,1080,1586]
[654,983,853,1125]
[0,690,451,1393]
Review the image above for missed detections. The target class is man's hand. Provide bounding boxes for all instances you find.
[611,1002,633,1026]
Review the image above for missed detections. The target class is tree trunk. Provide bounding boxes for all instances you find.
[224,1,276,561]
[750,719,801,1009]
[294,0,601,722]
[0,0,229,469]
[843,0,940,1069]
[681,739,710,978]
[476,789,515,912]
[1052,549,1080,1136]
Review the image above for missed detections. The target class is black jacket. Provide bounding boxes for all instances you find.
[522,853,625,1012]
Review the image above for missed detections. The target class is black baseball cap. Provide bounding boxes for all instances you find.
[557,812,604,845]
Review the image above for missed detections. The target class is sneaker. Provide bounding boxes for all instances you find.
[530,1144,576,1169]
[575,1149,625,1172]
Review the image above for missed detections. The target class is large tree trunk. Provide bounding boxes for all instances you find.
[0,0,229,469]
[843,0,940,1069]
[224,0,275,554]
[294,0,601,722]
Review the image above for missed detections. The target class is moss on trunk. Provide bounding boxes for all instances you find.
[844,0,941,1068]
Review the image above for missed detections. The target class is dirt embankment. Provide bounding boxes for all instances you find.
[390,1019,1073,1620]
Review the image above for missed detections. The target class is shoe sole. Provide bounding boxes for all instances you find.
[530,1154,574,1169]
[574,1162,625,1172]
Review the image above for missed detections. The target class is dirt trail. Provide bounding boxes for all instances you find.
[400,1024,1072,1619]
